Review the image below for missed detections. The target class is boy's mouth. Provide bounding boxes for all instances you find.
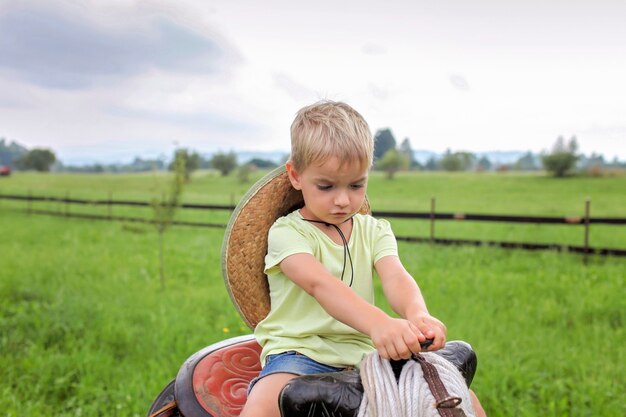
[329,212,353,222]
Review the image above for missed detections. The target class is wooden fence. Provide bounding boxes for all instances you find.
[1,193,625,260]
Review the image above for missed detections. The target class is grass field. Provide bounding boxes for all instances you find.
[1,170,625,416]
[3,169,626,215]
[2,169,625,249]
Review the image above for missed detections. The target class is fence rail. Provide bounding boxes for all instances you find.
[2,193,625,259]
[3,193,625,224]
[0,194,233,210]
[372,210,626,225]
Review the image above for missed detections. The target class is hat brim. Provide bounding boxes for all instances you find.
[221,166,370,329]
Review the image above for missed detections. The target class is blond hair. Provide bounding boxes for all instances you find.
[289,101,373,172]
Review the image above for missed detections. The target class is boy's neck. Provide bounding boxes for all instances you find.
[299,209,354,245]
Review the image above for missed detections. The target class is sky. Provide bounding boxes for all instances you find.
[1,0,625,165]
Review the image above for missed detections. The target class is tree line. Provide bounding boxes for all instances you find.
[2,131,624,179]
[0,139,266,176]
[371,129,625,178]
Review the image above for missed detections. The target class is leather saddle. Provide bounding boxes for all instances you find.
[146,335,476,417]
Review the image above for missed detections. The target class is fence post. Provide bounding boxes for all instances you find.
[430,197,436,242]
[27,190,32,214]
[65,191,70,217]
[583,198,591,264]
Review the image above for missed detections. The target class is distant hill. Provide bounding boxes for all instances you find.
[474,151,527,165]
[412,150,526,165]
[412,150,439,164]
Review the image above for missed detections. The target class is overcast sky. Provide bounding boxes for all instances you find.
[1,0,625,164]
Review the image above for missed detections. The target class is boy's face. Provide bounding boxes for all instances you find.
[287,157,369,225]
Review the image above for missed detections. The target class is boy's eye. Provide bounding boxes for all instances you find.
[350,183,364,190]
[317,184,332,191]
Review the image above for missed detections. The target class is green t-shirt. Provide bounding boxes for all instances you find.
[255,210,398,368]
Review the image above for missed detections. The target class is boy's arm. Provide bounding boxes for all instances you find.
[375,255,447,350]
[279,252,424,360]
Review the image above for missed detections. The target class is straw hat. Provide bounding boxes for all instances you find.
[221,165,371,329]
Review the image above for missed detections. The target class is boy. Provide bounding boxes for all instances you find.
[240,101,482,417]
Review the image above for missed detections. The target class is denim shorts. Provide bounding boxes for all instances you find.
[248,351,348,394]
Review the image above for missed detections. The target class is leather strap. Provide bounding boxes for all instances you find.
[148,400,178,417]
[414,354,466,417]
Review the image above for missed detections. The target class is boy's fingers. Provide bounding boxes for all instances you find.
[394,338,414,359]
[431,328,446,350]
[378,348,390,360]
[408,322,426,340]
[417,322,435,338]
[385,344,400,360]
[403,331,423,353]
[437,329,447,348]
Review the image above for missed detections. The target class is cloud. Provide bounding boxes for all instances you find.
[0,96,27,109]
[105,105,261,134]
[0,6,235,89]
[368,83,390,100]
[361,43,387,55]
[272,72,313,101]
[449,74,470,92]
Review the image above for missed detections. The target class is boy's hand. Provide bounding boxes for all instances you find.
[406,312,447,351]
[369,317,424,360]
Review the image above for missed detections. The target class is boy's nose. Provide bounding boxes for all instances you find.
[334,191,349,207]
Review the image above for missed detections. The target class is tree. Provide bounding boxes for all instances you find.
[439,150,475,172]
[377,148,409,179]
[169,148,200,181]
[246,158,278,169]
[399,137,417,168]
[440,151,463,172]
[457,152,476,170]
[151,153,186,289]
[15,148,56,172]
[476,156,492,171]
[373,128,396,162]
[237,163,254,183]
[424,156,439,171]
[541,135,580,177]
[211,151,238,176]
[514,151,538,171]
[0,138,28,167]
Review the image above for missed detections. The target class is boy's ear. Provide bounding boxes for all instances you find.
[285,161,302,190]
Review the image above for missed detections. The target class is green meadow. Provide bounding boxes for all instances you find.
[2,169,625,248]
[1,170,625,417]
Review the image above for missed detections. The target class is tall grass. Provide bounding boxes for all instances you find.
[399,246,625,416]
[1,170,624,416]
[1,212,240,417]
[1,210,624,416]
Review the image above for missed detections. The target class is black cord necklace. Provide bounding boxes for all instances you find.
[302,216,354,287]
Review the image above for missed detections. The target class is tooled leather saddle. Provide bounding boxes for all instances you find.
[146,335,477,417]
